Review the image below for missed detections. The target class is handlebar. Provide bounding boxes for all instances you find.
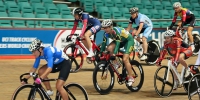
[20,73,57,83]
[66,33,81,42]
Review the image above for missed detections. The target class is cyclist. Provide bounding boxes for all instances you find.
[21,39,71,100]
[101,19,135,86]
[156,30,193,89]
[169,2,195,51]
[70,8,101,58]
[126,7,153,60]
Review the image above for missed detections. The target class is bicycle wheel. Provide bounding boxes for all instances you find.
[126,60,144,92]
[57,83,89,100]
[145,40,161,65]
[154,66,174,97]
[183,65,200,92]
[193,34,200,55]
[188,73,200,100]
[11,84,44,100]
[63,43,84,73]
[93,61,115,95]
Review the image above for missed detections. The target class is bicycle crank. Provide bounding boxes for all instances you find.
[86,57,93,64]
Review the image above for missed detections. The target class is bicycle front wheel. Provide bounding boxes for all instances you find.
[154,66,174,97]
[57,83,89,100]
[188,73,200,100]
[11,84,44,100]
[63,43,84,73]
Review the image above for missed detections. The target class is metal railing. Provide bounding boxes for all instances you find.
[0,17,196,21]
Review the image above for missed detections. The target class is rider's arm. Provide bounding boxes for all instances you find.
[127,17,133,32]
[100,33,108,52]
[113,27,121,54]
[24,58,40,79]
[70,20,78,37]
[40,49,53,79]
[170,13,177,28]
[180,10,186,28]
[174,40,181,62]
[195,51,200,65]
[159,46,167,60]
[80,14,88,37]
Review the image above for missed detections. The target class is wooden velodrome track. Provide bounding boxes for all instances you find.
[0,55,198,100]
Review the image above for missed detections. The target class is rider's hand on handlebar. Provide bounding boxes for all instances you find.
[172,60,178,67]
[35,78,43,84]
[156,59,162,67]
[66,36,72,42]
[21,78,28,85]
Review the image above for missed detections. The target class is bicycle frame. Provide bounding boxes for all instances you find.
[166,58,186,85]
[71,35,100,58]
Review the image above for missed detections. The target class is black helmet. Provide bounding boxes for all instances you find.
[72,8,83,15]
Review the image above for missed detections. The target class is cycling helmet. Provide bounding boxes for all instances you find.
[101,19,113,28]
[164,30,175,37]
[173,2,181,8]
[129,7,139,14]
[29,39,42,52]
[72,8,83,16]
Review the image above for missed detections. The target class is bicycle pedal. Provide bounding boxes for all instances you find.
[86,58,92,64]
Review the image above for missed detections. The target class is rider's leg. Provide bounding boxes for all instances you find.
[107,41,120,67]
[56,60,71,100]
[181,48,193,77]
[140,27,152,60]
[187,17,195,51]
[82,30,93,57]
[38,65,53,95]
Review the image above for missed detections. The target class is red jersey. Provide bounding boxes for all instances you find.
[172,8,193,22]
[159,37,191,61]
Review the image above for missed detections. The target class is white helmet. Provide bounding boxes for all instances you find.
[101,19,113,28]
[164,30,175,37]
[72,8,83,16]
[129,7,139,14]
[173,2,181,8]
[29,39,42,52]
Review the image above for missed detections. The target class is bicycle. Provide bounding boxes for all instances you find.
[64,33,135,73]
[154,57,199,97]
[172,25,200,55]
[187,65,200,100]
[129,36,161,65]
[11,73,89,100]
[63,33,101,73]
[93,50,144,95]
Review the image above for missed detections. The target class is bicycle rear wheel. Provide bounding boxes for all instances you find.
[145,40,160,65]
[63,43,84,73]
[57,83,89,100]
[154,66,174,97]
[193,34,200,55]
[126,60,144,92]
[11,84,44,100]
[188,73,200,100]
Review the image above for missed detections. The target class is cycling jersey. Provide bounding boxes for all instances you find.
[33,46,69,69]
[129,13,153,28]
[70,13,101,36]
[159,37,192,61]
[101,27,134,54]
[172,8,193,23]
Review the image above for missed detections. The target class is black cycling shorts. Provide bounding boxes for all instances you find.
[50,59,71,81]
[184,14,196,27]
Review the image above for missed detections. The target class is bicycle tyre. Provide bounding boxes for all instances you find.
[57,83,89,100]
[126,60,144,92]
[188,73,200,100]
[11,84,44,100]
[145,40,161,65]
[93,61,115,95]
[63,43,84,73]
[154,66,174,97]
[193,34,200,56]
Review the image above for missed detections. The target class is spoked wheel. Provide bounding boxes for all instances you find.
[56,83,89,100]
[193,34,200,56]
[188,73,200,100]
[63,43,84,73]
[93,61,115,95]
[126,60,144,92]
[145,40,161,65]
[154,66,174,97]
[11,84,44,100]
